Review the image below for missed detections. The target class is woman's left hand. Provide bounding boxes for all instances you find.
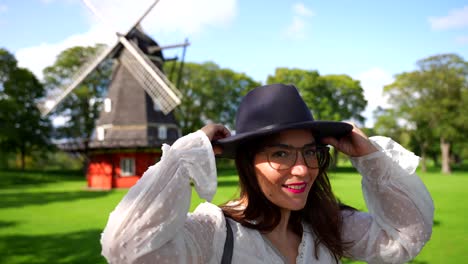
[321,122,378,157]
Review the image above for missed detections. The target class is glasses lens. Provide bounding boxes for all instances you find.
[266,147,295,170]
[303,146,320,168]
[265,145,328,170]
[304,146,328,169]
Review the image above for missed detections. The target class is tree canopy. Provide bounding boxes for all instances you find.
[0,48,52,170]
[42,44,112,152]
[384,53,468,174]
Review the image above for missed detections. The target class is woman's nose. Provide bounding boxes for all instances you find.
[290,152,308,176]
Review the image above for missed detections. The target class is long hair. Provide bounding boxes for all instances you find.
[220,134,355,261]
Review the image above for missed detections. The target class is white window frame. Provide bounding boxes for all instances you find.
[120,158,135,177]
[104,98,112,112]
[97,126,105,141]
[158,125,167,140]
[153,100,162,111]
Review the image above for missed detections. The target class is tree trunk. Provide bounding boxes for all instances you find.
[419,143,427,172]
[440,137,451,174]
[331,148,338,170]
[20,146,25,171]
[420,152,427,173]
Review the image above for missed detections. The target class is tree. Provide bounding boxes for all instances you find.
[0,48,52,170]
[0,48,17,82]
[166,61,260,135]
[384,54,468,174]
[42,45,112,163]
[267,68,367,167]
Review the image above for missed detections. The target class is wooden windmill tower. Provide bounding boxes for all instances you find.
[38,0,188,189]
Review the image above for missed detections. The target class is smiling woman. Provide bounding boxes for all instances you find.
[100,83,434,264]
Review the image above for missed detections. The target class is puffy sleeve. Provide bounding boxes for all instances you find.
[342,136,434,264]
[100,130,225,264]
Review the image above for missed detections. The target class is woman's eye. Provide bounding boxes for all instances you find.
[271,150,289,158]
[304,149,316,156]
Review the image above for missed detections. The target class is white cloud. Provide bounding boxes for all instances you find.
[284,2,314,39]
[82,0,237,35]
[429,6,468,30]
[354,68,394,127]
[15,0,238,80]
[293,3,314,17]
[285,16,307,39]
[16,24,116,79]
[0,3,8,13]
[455,35,468,44]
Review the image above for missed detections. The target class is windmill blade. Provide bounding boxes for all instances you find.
[147,41,190,54]
[37,43,117,116]
[118,36,182,114]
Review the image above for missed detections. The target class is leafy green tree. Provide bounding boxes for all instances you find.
[0,48,17,82]
[0,48,52,170]
[42,45,112,161]
[267,68,367,167]
[166,61,260,135]
[384,54,468,174]
[321,74,367,125]
[372,107,439,171]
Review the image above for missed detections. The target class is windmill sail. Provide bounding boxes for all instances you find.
[119,36,182,114]
[37,43,116,116]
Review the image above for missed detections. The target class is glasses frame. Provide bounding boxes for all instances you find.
[259,144,330,171]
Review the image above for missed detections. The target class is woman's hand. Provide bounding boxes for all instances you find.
[201,124,231,155]
[321,122,378,157]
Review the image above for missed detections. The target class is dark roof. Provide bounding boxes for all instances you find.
[127,26,165,60]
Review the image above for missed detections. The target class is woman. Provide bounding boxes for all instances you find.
[101,84,434,263]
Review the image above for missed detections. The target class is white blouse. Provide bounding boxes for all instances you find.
[100,130,434,264]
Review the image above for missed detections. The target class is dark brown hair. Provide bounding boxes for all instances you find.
[220,133,355,262]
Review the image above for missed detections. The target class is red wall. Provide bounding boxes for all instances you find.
[87,151,161,189]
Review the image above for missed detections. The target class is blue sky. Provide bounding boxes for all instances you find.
[1,0,468,126]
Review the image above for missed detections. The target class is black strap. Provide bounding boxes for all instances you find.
[221,218,234,264]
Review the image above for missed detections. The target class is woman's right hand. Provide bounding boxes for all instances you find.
[201,124,231,155]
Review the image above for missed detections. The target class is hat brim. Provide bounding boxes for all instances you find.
[213,121,353,159]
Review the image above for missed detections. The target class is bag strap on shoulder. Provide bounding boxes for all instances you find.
[221,217,234,264]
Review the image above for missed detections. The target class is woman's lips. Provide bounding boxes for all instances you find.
[282,182,307,194]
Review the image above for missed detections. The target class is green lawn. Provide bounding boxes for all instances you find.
[0,166,467,263]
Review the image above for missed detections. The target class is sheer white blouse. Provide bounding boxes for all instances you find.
[100,130,434,264]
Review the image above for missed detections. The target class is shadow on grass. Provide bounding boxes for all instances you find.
[0,170,83,189]
[217,168,238,178]
[329,166,359,173]
[0,220,18,229]
[0,230,106,264]
[217,179,240,187]
[0,191,111,209]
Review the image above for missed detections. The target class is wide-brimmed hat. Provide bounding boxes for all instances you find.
[213,83,353,158]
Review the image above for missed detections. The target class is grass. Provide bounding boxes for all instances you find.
[0,165,467,263]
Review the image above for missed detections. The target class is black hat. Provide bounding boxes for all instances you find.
[213,83,352,158]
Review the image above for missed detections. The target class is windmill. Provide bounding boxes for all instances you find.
[38,0,189,189]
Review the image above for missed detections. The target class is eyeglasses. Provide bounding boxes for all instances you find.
[260,144,329,170]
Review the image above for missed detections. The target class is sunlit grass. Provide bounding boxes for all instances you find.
[0,165,466,263]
